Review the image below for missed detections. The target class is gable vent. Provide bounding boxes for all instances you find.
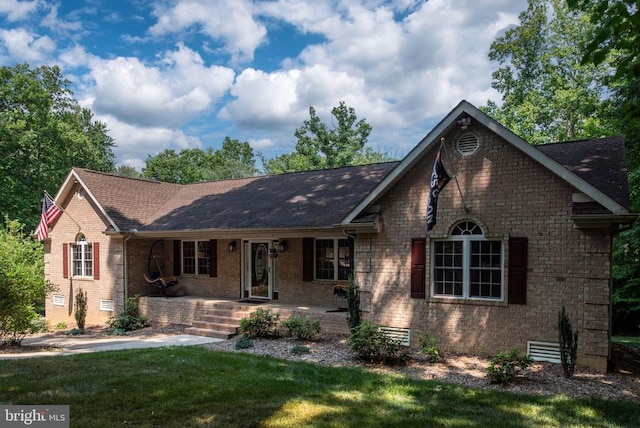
[379,326,411,346]
[527,341,561,363]
[457,133,480,156]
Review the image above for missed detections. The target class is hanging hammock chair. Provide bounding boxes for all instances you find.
[143,241,179,289]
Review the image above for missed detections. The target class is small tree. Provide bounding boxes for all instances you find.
[558,305,579,378]
[74,289,88,331]
[346,276,361,332]
[0,219,56,345]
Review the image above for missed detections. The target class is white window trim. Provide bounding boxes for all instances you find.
[431,235,504,301]
[182,240,210,276]
[314,238,353,281]
[72,236,93,278]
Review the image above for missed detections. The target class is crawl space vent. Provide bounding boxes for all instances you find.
[100,299,115,312]
[379,326,411,346]
[52,294,65,306]
[457,133,480,156]
[527,341,561,363]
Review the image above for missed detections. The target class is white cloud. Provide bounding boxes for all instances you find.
[0,0,38,22]
[88,44,235,128]
[149,0,266,64]
[0,28,55,62]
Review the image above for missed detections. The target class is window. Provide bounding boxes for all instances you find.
[72,234,93,277]
[315,238,354,280]
[182,240,210,275]
[432,221,503,300]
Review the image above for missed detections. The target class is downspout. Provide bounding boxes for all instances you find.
[123,230,136,303]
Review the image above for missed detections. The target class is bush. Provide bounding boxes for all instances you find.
[239,308,280,338]
[291,344,310,355]
[487,348,533,384]
[74,289,88,331]
[235,335,253,349]
[559,306,579,378]
[417,332,444,363]
[346,276,361,332]
[0,219,57,345]
[281,315,321,340]
[55,322,67,330]
[107,296,148,333]
[348,320,410,363]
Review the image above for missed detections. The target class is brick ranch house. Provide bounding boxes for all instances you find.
[43,100,635,372]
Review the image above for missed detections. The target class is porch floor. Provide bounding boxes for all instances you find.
[138,296,351,337]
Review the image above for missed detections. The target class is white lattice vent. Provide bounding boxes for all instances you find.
[527,341,561,363]
[100,299,115,312]
[379,326,411,346]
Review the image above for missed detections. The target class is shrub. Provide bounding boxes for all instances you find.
[559,306,579,378]
[346,276,361,332]
[291,344,310,355]
[348,320,410,363]
[55,322,67,330]
[417,332,444,363]
[239,308,280,338]
[107,296,148,334]
[281,315,321,340]
[74,289,88,331]
[487,348,533,384]
[235,335,253,349]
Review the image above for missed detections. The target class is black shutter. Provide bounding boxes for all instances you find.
[508,237,528,304]
[173,240,181,276]
[302,238,314,282]
[209,239,217,278]
[411,238,426,298]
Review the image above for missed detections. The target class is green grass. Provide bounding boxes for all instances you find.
[613,336,640,351]
[0,347,638,427]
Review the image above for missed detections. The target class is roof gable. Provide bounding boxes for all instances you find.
[343,100,633,224]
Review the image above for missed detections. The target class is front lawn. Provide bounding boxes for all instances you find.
[613,336,640,351]
[0,347,638,427]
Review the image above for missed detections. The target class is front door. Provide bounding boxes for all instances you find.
[248,241,271,299]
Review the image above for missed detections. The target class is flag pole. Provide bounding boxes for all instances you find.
[44,191,82,230]
[440,138,470,213]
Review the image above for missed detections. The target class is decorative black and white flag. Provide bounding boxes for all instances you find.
[426,148,451,232]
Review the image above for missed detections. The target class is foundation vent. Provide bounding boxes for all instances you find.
[100,299,115,312]
[527,341,561,363]
[53,294,65,306]
[379,326,411,346]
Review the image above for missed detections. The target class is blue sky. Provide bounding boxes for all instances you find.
[0,0,527,170]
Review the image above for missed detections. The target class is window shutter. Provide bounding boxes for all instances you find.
[173,240,181,276]
[209,239,217,278]
[62,243,69,279]
[411,238,426,298]
[508,237,528,304]
[93,242,100,280]
[302,238,314,282]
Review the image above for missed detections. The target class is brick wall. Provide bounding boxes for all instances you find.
[358,124,613,372]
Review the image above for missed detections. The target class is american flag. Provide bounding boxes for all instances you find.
[35,193,63,241]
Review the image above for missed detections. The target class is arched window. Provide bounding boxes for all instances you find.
[72,234,93,277]
[432,221,503,300]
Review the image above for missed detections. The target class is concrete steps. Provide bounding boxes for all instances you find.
[184,303,254,340]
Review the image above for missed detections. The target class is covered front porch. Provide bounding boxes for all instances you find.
[138,296,352,338]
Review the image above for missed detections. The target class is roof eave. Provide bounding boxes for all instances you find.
[571,214,638,229]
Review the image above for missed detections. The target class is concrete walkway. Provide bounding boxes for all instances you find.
[0,334,224,359]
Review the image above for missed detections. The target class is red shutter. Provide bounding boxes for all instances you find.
[302,238,314,282]
[62,243,69,279]
[209,239,217,278]
[411,238,426,299]
[173,240,181,276]
[508,237,528,304]
[93,242,100,280]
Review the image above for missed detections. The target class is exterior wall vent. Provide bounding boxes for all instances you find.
[527,341,561,363]
[457,133,480,156]
[379,326,411,346]
[100,299,115,312]
[53,294,65,306]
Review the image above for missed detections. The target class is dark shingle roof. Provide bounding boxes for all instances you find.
[73,163,398,232]
[537,135,631,211]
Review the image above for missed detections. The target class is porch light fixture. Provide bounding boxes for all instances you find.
[277,241,287,253]
[228,241,236,252]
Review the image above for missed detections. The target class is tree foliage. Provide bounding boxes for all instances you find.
[0,64,116,231]
[142,137,258,184]
[0,219,56,345]
[263,101,395,173]
[484,0,613,144]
